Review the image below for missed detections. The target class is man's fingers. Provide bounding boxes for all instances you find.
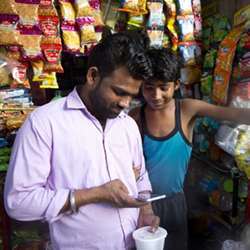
[149,215,160,233]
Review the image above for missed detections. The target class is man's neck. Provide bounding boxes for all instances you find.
[76,85,107,129]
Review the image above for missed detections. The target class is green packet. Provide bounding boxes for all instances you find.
[0,163,8,171]
[0,147,11,156]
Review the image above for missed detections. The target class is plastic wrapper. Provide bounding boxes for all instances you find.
[234,4,250,27]
[200,73,213,95]
[180,65,201,85]
[40,72,59,89]
[127,14,144,29]
[179,41,202,66]
[15,0,40,26]
[6,46,22,61]
[39,4,59,37]
[0,54,26,87]
[61,24,80,53]
[80,24,97,45]
[59,0,75,25]
[41,36,63,73]
[215,124,240,156]
[89,0,103,26]
[147,0,164,48]
[118,0,147,15]
[212,15,230,43]
[0,14,21,46]
[176,0,193,15]
[40,0,53,6]
[177,15,195,42]
[229,83,250,104]
[19,26,43,60]
[203,49,217,69]
[235,127,250,179]
[0,0,18,15]
[74,0,92,18]
[164,1,178,50]
[212,26,244,105]
[11,62,30,88]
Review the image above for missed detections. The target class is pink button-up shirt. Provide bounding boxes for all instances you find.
[4,88,152,250]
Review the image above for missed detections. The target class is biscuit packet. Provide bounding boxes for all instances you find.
[59,0,76,25]
[19,25,43,60]
[117,0,147,15]
[61,23,81,53]
[15,0,40,27]
[0,14,21,46]
[41,36,63,73]
[0,0,18,15]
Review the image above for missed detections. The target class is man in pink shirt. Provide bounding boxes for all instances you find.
[4,32,159,249]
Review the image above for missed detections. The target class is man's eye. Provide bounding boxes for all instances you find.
[161,86,169,91]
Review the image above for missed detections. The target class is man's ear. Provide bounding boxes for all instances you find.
[174,80,180,90]
[86,67,100,87]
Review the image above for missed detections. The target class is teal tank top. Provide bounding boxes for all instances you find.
[141,100,192,195]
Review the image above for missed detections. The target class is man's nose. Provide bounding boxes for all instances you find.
[119,96,132,109]
[152,88,161,99]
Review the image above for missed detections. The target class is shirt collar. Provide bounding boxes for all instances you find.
[66,87,127,119]
[66,87,87,110]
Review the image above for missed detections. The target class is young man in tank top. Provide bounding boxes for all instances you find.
[129,48,250,250]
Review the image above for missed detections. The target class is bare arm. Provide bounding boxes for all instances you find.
[184,99,250,125]
[60,179,149,214]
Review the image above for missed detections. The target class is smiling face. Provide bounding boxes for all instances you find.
[88,66,142,120]
[142,80,178,110]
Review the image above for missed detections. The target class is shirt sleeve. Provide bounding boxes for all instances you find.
[4,111,69,223]
[129,119,152,193]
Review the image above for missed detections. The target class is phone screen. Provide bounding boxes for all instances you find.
[136,193,166,202]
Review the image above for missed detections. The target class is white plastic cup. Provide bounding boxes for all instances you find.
[132,226,168,250]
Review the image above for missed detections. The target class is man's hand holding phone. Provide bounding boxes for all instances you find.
[135,193,166,203]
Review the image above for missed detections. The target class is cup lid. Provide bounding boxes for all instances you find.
[133,226,167,242]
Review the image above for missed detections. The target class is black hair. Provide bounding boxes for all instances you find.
[146,48,182,84]
[87,31,152,81]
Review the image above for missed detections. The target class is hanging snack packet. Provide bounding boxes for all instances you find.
[31,60,54,82]
[40,72,59,89]
[15,0,40,27]
[19,26,43,60]
[179,41,201,66]
[118,0,147,15]
[0,0,17,15]
[39,4,59,36]
[0,14,21,46]
[40,0,53,6]
[176,0,193,15]
[74,0,92,18]
[59,0,75,25]
[11,61,30,89]
[147,0,164,48]
[61,23,80,53]
[41,36,63,73]
[127,14,144,29]
[77,17,97,50]
[177,15,195,42]
[212,26,244,105]
[89,0,104,27]
[164,0,178,50]
[38,3,58,17]
[39,15,59,36]
[203,49,217,69]
[6,46,22,61]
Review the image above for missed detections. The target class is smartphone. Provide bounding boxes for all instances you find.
[135,193,166,202]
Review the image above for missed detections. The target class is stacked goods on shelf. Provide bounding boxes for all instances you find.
[193,14,231,157]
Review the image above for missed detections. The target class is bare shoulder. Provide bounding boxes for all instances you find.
[180,98,198,115]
